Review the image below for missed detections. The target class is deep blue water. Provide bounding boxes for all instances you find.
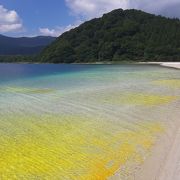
[0,63,95,83]
[0,63,168,84]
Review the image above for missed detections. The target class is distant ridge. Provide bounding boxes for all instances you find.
[0,35,56,55]
[40,9,180,63]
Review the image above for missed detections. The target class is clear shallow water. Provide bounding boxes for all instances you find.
[0,64,180,179]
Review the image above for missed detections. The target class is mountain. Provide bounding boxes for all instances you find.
[40,9,180,63]
[0,35,56,55]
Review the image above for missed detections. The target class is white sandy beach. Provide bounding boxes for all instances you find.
[160,62,180,69]
[141,62,180,69]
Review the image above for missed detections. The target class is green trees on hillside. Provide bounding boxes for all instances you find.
[40,9,180,63]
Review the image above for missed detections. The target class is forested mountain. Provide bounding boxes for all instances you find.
[0,35,56,55]
[40,9,180,63]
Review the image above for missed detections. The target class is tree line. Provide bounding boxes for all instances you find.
[40,9,180,63]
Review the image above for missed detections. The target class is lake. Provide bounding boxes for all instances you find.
[0,63,179,179]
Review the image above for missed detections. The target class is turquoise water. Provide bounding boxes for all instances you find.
[0,64,179,179]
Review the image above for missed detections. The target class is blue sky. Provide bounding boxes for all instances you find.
[1,0,180,37]
[1,0,75,28]
[0,0,76,36]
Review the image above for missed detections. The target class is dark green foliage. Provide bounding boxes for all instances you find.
[40,9,180,63]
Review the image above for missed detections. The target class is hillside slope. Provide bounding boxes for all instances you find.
[0,35,56,55]
[40,9,180,63]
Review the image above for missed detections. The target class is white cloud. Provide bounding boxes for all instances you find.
[65,0,129,19]
[39,21,82,37]
[39,0,180,37]
[39,28,59,37]
[0,5,23,33]
[65,0,180,19]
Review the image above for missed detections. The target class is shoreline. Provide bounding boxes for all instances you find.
[160,62,180,69]
[110,119,180,180]
[0,61,180,69]
[136,124,180,180]
[109,126,177,180]
[139,62,180,69]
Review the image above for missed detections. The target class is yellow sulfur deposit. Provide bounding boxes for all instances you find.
[0,115,164,179]
[0,86,55,94]
[102,93,176,106]
[153,79,180,88]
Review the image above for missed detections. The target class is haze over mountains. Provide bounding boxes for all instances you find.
[0,35,56,55]
[40,9,180,63]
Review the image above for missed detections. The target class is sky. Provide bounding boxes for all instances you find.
[0,0,180,37]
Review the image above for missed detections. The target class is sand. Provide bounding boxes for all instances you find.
[110,117,180,180]
[109,125,179,180]
[135,124,180,180]
[140,62,180,69]
[160,62,180,69]
[158,128,180,180]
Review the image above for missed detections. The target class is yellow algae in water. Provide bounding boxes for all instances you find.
[103,93,176,106]
[153,79,180,88]
[0,115,164,179]
[1,86,55,94]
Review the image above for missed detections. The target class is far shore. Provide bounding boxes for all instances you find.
[0,61,180,70]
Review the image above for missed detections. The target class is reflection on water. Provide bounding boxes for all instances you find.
[0,64,179,179]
